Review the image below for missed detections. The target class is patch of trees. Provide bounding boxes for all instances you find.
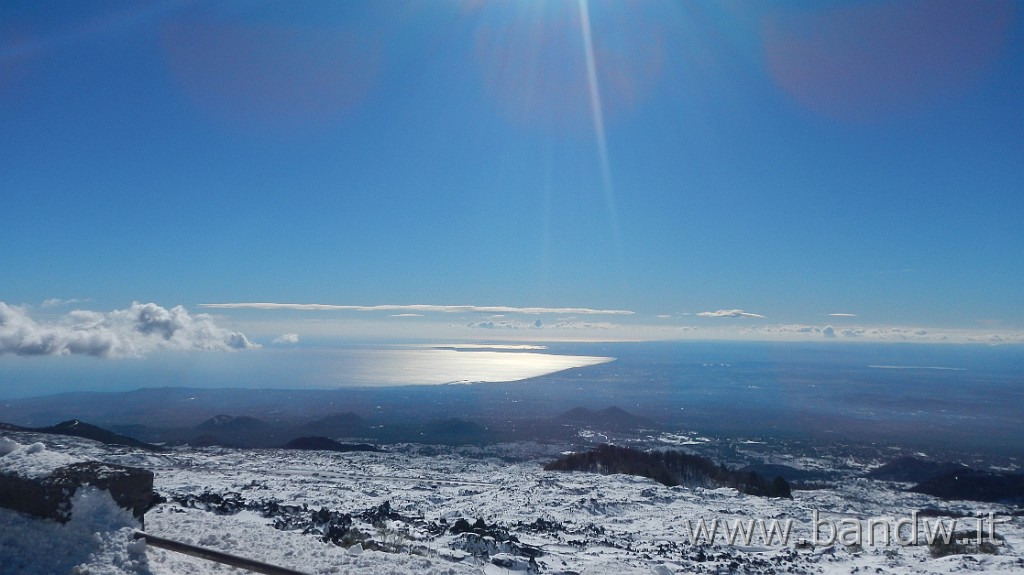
[282,436,380,452]
[928,530,1002,558]
[544,444,792,498]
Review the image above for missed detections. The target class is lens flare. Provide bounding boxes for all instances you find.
[578,0,620,257]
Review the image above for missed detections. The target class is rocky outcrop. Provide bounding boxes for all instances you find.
[0,461,155,523]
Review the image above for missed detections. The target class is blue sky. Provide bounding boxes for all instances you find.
[2,0,1023,348]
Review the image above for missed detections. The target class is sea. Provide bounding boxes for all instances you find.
[2,340,1022,456]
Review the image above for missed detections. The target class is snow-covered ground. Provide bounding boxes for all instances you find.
[1,431,1021,574]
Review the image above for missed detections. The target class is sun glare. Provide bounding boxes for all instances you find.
[577,0,622,263]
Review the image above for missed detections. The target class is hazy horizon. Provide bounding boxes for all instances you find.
[3,338,1022,400]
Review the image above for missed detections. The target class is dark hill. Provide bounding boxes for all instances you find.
[38,420,165,452]
[283,436,380,453]
[910,469,1024,504]
[866,456,968,483]
[193,415,284,448]
[1,419,163,452]
[554,406,656,430]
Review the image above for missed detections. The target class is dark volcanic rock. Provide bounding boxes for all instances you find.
[50,462,157,520]
[0,461,155,523]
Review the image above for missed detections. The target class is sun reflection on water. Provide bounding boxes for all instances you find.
[336,347,614,386]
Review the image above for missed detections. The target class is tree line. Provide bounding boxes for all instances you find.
[544,444,792,498]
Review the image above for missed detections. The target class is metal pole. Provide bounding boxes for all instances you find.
[133,530,312,575]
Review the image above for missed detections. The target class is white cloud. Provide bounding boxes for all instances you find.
[761,324,823,335]
[466,320,540,330]
[465,319,614,331]
[969,333,1013,343]
[829,313,857,317]
[0,301,258,358]
[272,333,300,345]
[736,323,998,343]
[40,298,88,309]
[389,314,423,318]
[697,309,766,319]
[200,302,634,315]
[549,321,614,330]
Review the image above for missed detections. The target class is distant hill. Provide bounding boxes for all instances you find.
[866,456,969,483]
[283,436,380,453]
[554,406,657,430]
[192,415,282,448]
[0,419,164,452]
[910,469,1024,504]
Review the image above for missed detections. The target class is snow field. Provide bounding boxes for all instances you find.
[1,432,1022,574]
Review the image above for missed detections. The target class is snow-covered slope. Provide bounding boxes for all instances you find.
[1,431,1021,574]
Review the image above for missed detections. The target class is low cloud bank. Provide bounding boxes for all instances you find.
[200,302,634,315]
[0,302,258,358]
[697,309,766,319]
